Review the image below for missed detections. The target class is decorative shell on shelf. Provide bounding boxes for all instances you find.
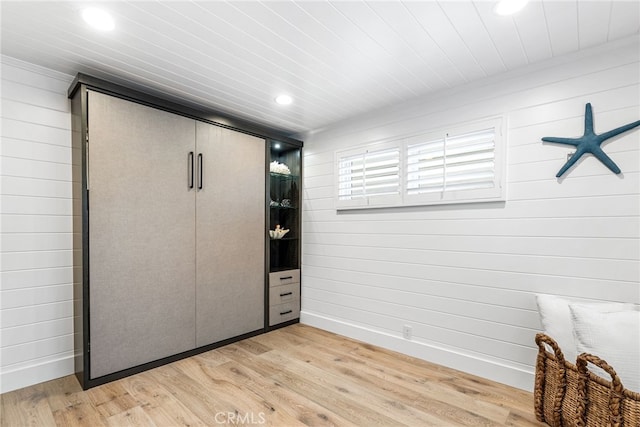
[270,161,291,175]
[269,224,290,239]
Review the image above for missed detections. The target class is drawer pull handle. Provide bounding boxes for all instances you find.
[280,310,293,316]
[280,276,293,280]
[280,292,293,297]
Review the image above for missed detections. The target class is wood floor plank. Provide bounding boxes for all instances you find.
[0,383,58,427]
[272,366,404,426]
[0,324,544,427]
[264,348,501,427]
[283,342,512,425]
[50,400,108,427]
[173,358,307,427]
[505,410,547,427]
[142,364,227,426]
[105,406,157,427]
[120,370,206,427]
[86,381,139,419]
[222,332,398,426]
[305,328,537,423]
[438,375,536,415]
[209,359,359,427]
[148,357,301,427]
[38,376,107,427]
[247,328,310,350]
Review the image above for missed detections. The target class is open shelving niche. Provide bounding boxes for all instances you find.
[268,141,301,273]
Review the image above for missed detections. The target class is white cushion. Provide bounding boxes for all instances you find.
[569,305,640,392]
[535,294,632,362]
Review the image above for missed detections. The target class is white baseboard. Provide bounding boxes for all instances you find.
[0,355,74,394]
[1,316,534,394]
[300,311,535,392]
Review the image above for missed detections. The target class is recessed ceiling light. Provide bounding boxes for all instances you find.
[275,95,293,106]
[494,0,529,16]
[273,143,282,149]
[82,8,115,31]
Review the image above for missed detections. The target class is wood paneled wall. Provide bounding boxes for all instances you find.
[299,36,640,391]
[1,35,638,394]
[1,56,75,393]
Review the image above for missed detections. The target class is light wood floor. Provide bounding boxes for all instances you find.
[1,324,544,426]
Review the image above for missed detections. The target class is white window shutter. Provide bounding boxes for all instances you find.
[444,128,496,192]
[336,116,505,210]
[336,143,401,209]
[338,152,366,202]
[406,138,445,195]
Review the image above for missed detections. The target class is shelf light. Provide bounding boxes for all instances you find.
[494,0,529,16]
[82,7,115,31]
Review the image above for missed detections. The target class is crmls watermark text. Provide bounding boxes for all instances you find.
[214,411,266,425]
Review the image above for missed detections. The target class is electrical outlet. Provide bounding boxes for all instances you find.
[402,325,412,340]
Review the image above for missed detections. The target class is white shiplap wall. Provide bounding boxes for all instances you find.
[0,35,638,395]
[299,35,640,391]
[1,56,75,393]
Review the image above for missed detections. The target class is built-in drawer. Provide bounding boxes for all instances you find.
[269,299,301,326]
[269,269,300,287]
[270,283,300,306]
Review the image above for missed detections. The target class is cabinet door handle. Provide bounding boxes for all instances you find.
[279,292,293,297]
[280,276,293,280]
[188,152,194,189]
[197,153,203,190]
[280,310,293,316]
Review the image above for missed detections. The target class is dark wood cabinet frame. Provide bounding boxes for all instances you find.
[70,74,302,390]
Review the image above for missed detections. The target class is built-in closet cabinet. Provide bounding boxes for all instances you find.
[268,140,302,326]
[87,91,199,379]
[70,74,301,389]
[194,122,265,346]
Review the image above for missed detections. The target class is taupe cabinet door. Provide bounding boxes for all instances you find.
[86,91,266,379]
[88,91,197,378]
[195,122,265,346]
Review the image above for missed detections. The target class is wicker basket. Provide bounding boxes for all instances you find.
[534,333,640,427]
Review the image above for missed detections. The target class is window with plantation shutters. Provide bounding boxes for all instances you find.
[406,125,500,203]
[335,117,505,210]
[336,143,401,208]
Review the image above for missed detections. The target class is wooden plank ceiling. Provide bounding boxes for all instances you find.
[1,1,638,135]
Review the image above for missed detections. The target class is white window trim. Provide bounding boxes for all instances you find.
[335,116,506,211]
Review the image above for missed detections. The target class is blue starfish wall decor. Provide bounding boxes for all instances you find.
[542,103,640,178]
